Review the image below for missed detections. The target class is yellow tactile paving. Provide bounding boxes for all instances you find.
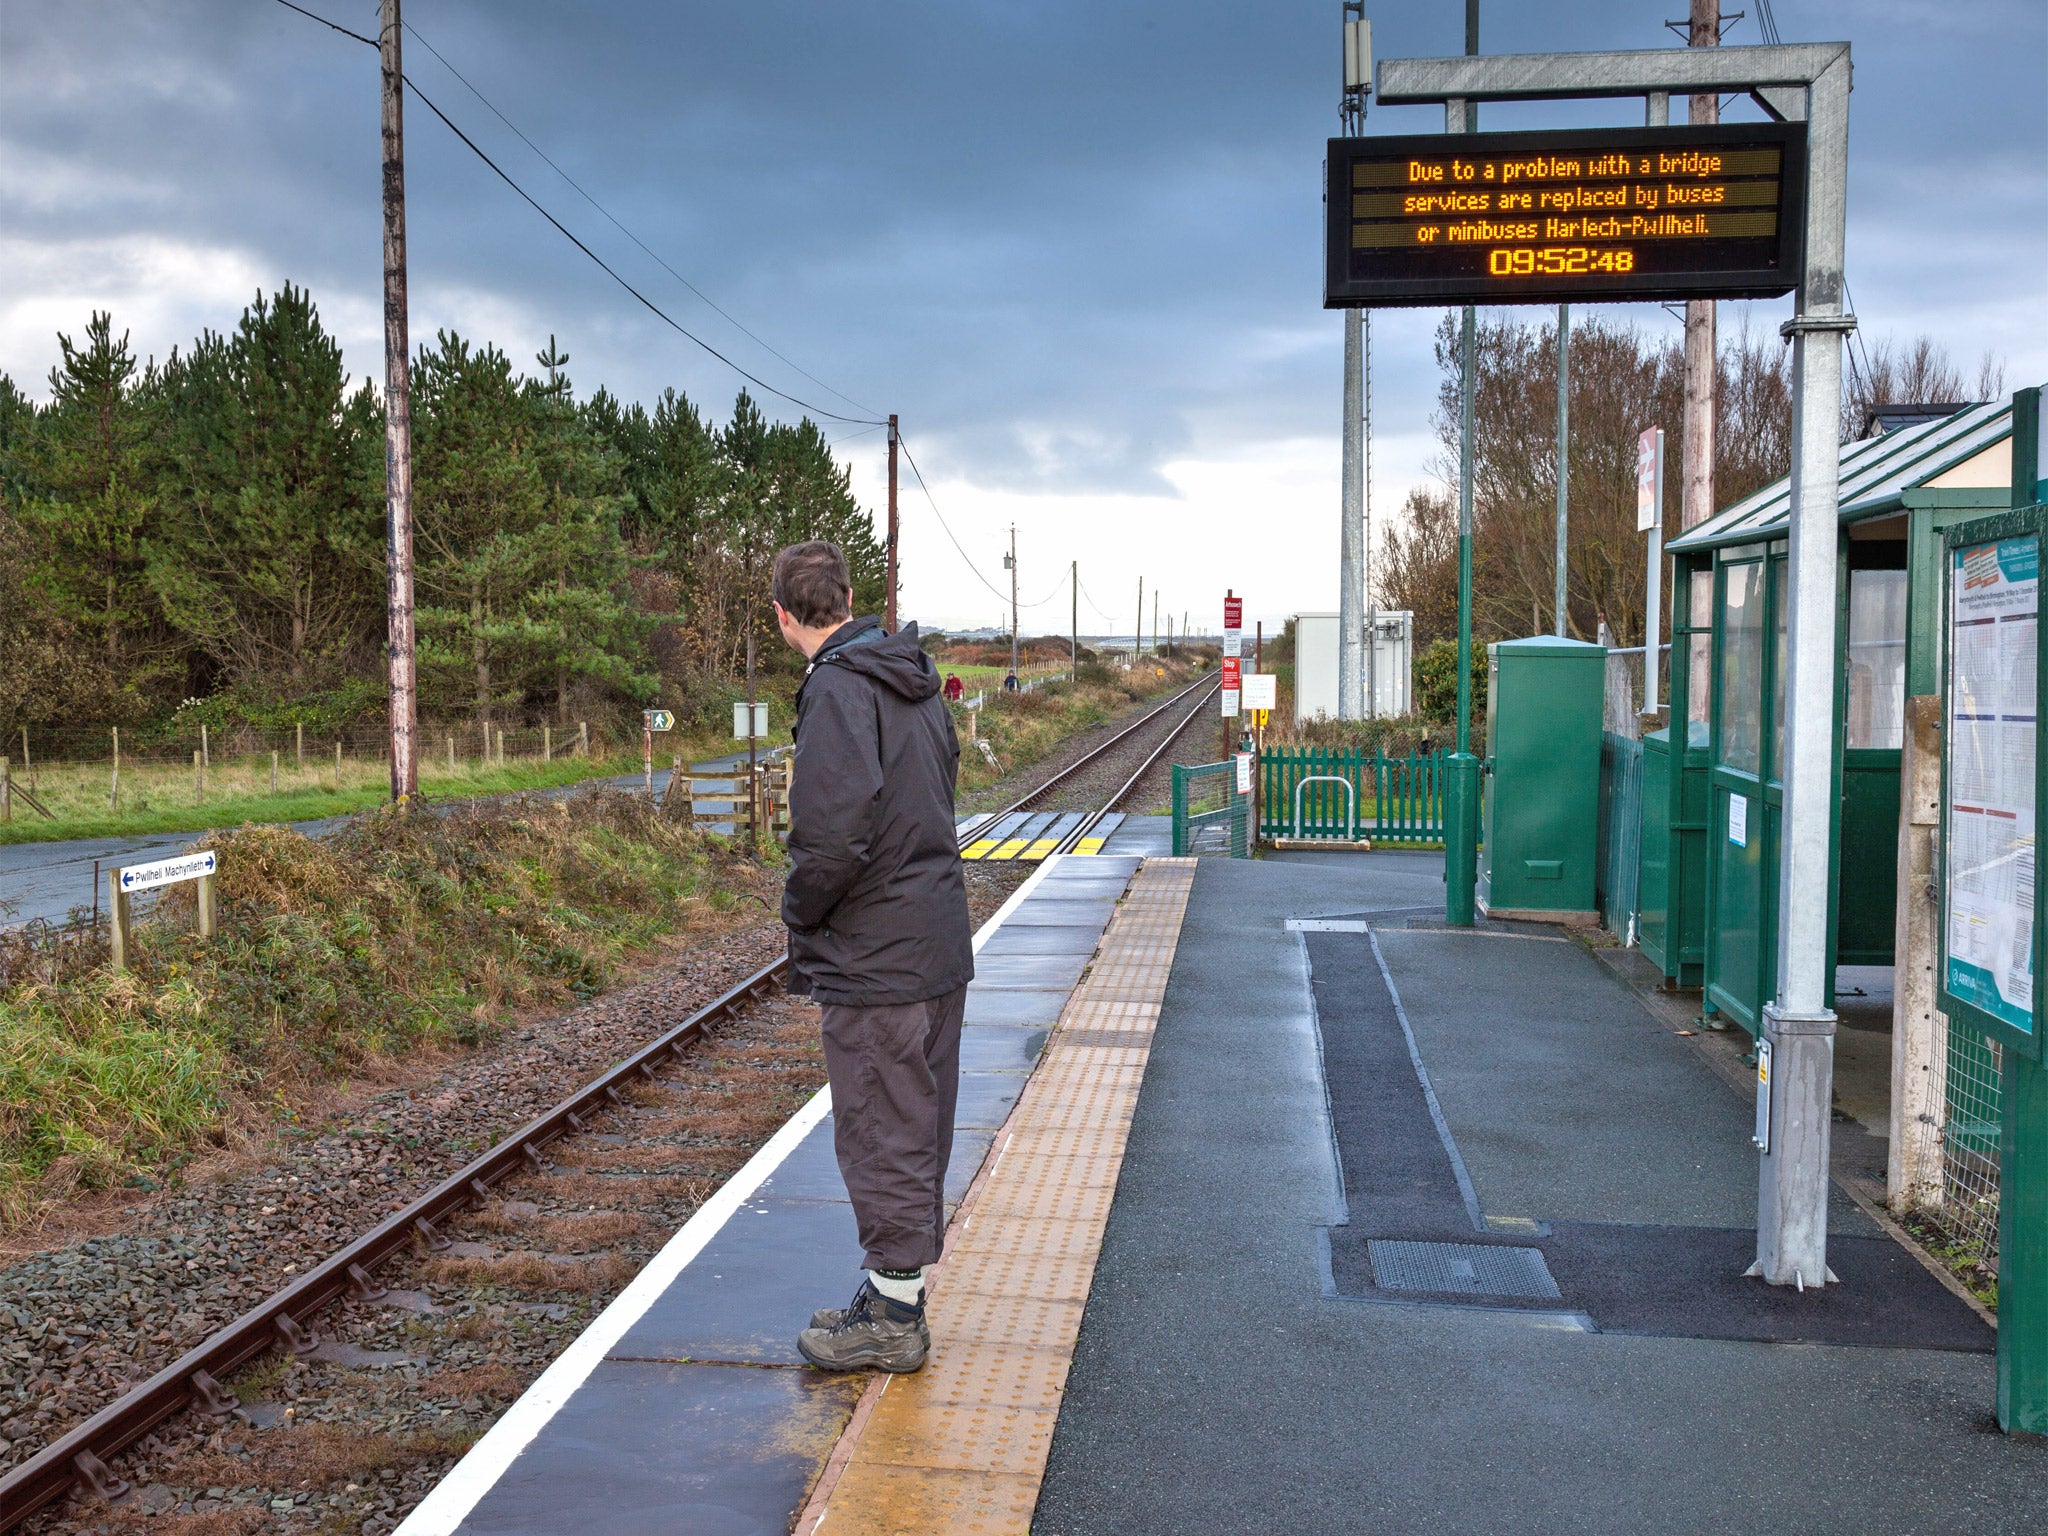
[800,857,1195,1536]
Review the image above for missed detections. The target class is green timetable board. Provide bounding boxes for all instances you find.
[1940,514,2044,1060]
[1324,122,1806,308]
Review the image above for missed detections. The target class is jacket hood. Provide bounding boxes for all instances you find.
[812,618,941,703]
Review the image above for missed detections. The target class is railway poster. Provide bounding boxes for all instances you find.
[1944,534,2038,1039]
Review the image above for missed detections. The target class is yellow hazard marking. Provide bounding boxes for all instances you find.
[961,839,999,860]
[1073,837,1108,855]
[796,860,1195,1536]
[1021,838,1061,861]
[989,838,1029,861]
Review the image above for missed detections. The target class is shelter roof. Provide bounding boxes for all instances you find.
[1667,394,2024,555]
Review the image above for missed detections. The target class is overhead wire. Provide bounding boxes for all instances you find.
[896,435,1066,611]
[399,17,883,419]
[270,0,884,426]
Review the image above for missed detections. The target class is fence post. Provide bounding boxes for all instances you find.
[296,721,304,769]
[194,750,204,805]
[20,728,30,789]
[335,741,343,788]
[197,872,216,939]
[271,750,279,794]
[447,733,456,773]
[544,725,553,761]
[1,755,9,824]
[578,720,589,756]
[109,867,132,972]
[110,727,120,810]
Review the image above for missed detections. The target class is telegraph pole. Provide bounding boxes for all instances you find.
[380,0,418,803]
[1071,560,1078,670]
[1338,3,1370,718]
[1681,0,1720,530]
[1008,525,1019,679]
[1135,576,1143,666]
[885,415,900,630]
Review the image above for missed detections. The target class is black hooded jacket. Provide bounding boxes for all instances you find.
[783,617,975,1005]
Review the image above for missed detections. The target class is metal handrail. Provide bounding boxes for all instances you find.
[1292,774,1357,842]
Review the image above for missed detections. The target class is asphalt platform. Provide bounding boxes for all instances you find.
[1034,850,2047,1535]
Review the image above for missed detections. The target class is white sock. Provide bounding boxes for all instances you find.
[868,1267,925,1305]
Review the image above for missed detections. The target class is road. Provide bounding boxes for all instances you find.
[0,750,782,929]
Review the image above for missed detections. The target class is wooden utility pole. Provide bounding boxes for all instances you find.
[885,414,900,630]
[1135,576,1143,667]
[1070,560,1078,671]
[380,0,419,801]
[1680,0,1719,531]
[1008,526,1019,680]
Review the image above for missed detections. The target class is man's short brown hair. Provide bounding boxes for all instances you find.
[773,541,854,628]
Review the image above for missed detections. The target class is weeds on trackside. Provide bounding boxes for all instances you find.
[0,791,772,1230]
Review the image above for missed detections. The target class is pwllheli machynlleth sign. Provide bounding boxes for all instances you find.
[1325,122,1806,307]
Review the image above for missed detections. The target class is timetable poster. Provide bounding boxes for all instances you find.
[1946,535,2039,1034]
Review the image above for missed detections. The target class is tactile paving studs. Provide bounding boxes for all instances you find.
[808,859,1197,1536]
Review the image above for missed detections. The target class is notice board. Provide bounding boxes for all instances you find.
[1941,511,2045,1060]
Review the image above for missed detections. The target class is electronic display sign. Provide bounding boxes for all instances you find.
[1325,122,1805,307]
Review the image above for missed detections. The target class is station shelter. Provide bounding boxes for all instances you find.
[1644,397,2023,1033]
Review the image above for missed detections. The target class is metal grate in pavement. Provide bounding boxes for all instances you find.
[1367,1240,1562,1299]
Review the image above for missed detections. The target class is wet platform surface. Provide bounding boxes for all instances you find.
[396,853,1145,1536]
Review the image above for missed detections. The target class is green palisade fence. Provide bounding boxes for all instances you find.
[1257,746,1446,844]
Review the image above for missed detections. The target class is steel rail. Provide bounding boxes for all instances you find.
[954,670,1219,843]
[1050,676,1223,856]
[0,668,1221,1529]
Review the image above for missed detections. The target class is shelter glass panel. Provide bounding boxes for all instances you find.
[1769,557,1788,784]
[1846,567,1908,750]
[1687,565,1712,749]
[1720,561,1764,777]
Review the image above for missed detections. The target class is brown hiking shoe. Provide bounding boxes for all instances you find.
[798,1280,929,1372]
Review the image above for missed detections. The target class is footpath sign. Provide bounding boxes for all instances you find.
[643,709,676,733]
[108,849,218,971]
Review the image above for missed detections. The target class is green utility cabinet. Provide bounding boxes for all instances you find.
[1478,636,1606,923]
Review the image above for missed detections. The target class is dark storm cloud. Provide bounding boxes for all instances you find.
[3,0,2043,501]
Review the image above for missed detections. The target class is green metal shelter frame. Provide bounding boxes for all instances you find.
[1654,397,2026,1032]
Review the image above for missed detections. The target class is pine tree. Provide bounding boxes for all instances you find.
[150,285,384,690]
[21,313,172,691]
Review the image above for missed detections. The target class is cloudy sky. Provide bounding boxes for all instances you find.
[4,1,2043,633]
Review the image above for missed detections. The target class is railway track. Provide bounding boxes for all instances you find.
[1,670,1225,1533]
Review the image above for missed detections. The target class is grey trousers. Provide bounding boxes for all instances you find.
[819,986,967,1272]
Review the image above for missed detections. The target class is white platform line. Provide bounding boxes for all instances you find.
[396,849,1085,1536]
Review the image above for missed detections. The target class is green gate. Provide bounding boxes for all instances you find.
[1171,761,1249,857]
[1258,746,1445,845]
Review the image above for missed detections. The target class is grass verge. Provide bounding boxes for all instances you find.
[0,790,769,1230]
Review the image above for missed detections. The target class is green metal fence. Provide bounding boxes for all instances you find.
[1170,761,1249,857]
[1257,746,1445,844]
[1598,732,1645,940]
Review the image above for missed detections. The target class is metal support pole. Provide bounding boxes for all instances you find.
[1442,46,1480,927]
[746,629,758,851]
[886,415,900,631]
[1341,304,1365,717]
[1365,311,1378,719]
[1554,303,1570,637]
[1757,50,1854,1291]
[380,0,419,803]
[1644,428,1665,713]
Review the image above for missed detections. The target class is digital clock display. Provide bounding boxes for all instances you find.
[1325,122,1806,307]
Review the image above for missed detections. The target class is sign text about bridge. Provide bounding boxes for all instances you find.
[1326,123,1805,307]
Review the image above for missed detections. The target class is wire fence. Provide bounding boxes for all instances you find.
[1940,1022,2004,1267]
[3,719,609,773]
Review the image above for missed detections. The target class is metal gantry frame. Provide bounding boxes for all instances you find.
[1376,41,1855,1289]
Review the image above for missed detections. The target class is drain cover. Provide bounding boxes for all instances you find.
[1367,1240,1562,1299]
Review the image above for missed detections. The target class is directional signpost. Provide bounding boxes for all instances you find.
[642,708,673,798]
[108,850,218,971]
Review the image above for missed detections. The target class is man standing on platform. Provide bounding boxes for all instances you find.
[770,540,975,1373]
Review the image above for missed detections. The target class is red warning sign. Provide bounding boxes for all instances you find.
[1223,596,1243,631]
[1221,657,1242,689]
